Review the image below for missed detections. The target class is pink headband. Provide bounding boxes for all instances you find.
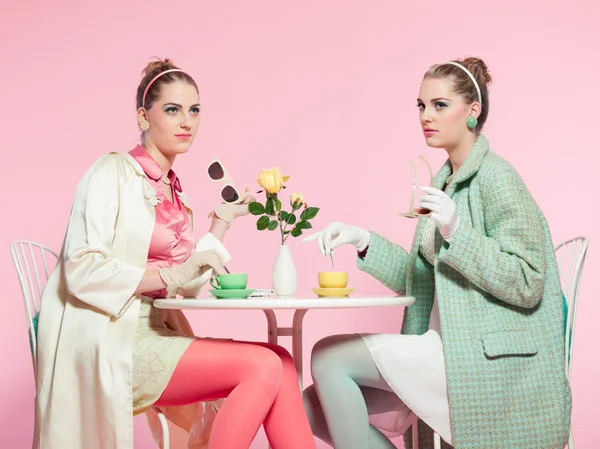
[142,68,185,108]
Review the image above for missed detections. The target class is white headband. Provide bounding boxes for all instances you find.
[444,61,482,104]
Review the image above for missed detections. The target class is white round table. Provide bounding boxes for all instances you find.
[153,295,415,390]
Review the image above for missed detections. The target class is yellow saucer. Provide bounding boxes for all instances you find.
[312,287,354,297]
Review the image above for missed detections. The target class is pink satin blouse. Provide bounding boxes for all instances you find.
[129,145,195,299]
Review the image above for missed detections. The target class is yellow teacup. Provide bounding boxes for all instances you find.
[318,271,348,289]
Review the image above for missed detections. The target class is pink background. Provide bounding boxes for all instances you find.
[2,1,598,447]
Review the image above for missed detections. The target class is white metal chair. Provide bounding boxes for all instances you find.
[11,240,171,449]
[411,236,589,449]
[555,236,589,449]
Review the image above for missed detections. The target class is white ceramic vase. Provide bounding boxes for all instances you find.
[271,245,297,297]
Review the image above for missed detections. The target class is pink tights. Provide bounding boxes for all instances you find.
[155,339,316,449]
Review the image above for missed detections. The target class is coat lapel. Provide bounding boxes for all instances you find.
[406,134,490,294]
[443,134,490,197]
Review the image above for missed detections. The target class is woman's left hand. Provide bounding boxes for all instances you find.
[208,189,255,226]
[418,186,460,241]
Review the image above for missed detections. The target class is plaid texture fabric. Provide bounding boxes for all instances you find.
[358,135,571,449]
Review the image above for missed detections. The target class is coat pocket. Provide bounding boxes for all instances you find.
[481,330,538,359]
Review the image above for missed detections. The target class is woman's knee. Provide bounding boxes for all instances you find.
[303,385,330,440]
[302,385,320,422]
[302,385,320,425]
[238,344,284,389]
[310,334,356,378]
[262,343,293,364]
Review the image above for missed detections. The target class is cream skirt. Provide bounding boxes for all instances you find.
[131,297,195,415]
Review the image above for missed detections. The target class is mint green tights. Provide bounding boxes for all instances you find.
[303,334,408,449]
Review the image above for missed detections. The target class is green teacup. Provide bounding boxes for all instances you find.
[210,273,248,290]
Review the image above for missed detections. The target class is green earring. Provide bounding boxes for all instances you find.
[466,117,478,129]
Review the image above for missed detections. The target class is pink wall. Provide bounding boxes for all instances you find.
[2,1,598,447]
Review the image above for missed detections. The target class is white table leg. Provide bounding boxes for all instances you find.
[261,309,308,449]
[263,310,279,345]
[262,309,308,391]
[291,309,308,391]
[262,310,278,449]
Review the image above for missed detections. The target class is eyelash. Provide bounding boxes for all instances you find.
[417,102,448,111]
[164,106,201,114]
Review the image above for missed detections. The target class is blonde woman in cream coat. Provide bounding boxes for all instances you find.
[34,59,316,449]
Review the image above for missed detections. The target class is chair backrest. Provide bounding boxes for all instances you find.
[554,236,589,381]
[10,240,59,383]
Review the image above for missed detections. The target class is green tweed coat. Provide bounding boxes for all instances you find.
[357,135,571,449]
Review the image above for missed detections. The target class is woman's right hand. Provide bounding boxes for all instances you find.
[159,249,225,290]
[302,222,370,256]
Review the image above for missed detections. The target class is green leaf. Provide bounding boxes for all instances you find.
[256,215,270,230]
[283,230,291,234]
[276,199,282,211]
[286,213,296,225]
[300,207,319,220]
[248,201,265,215]
[268,220,278,231]
[265,198,275,216]
[278,211,289,221]
[291,227,303,237]
[296,220,312,230]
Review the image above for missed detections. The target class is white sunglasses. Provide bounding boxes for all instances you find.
[207,157,243,204]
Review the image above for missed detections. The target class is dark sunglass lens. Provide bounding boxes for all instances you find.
[221,186,239,203]
[208,162,224,180]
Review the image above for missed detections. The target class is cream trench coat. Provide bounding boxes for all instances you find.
[35,152,230,449]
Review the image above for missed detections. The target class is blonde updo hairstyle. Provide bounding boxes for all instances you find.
[136,58,198,110]
[425,57,492,133]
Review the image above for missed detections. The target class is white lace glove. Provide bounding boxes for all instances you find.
[159,249,225,296]
[418,186,460,241]
[208,189,255,227]
[302,221,370,256]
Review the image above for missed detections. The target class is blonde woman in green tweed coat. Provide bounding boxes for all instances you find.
[302,57,571,449]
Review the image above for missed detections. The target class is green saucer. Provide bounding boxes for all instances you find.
[209,288,254,299]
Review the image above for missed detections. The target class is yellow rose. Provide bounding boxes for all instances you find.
[257,167,290,194]
[291,193,304,206]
